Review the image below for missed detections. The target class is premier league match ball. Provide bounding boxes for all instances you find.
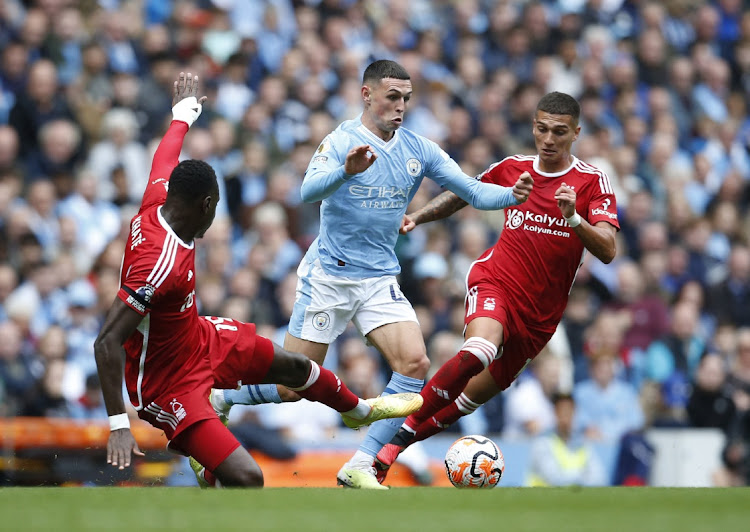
[444,435,505,488]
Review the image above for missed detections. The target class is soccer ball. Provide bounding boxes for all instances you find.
[444,435,504,488]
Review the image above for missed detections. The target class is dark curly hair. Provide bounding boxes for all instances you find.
[537,92,580,123]
[167,159,217,202]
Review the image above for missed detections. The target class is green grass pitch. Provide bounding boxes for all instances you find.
[1,487,748,532]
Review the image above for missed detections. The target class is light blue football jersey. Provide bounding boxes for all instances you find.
[300,114,518,278]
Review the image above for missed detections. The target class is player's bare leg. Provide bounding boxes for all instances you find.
[264,342,421,427]
[278,333,328,400]
[210,337,421,454]
[211,333,327,419]
[338,321,429,489]
[212,447,264,487]
[190,448,263,488]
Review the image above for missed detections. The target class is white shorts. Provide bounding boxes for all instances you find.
[287,258,418,344]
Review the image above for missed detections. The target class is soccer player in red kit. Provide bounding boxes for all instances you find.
[94,72,422,488]
[374,91,619,481]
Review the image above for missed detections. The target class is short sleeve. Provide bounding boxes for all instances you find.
[478,160,514,187]
[585,171,620,229]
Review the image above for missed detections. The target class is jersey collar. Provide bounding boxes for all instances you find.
[532,155,578,177]
[157,206,195,249]
[357,115,401,152]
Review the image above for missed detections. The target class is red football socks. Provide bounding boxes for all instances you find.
[203,468,217,487]
[294,364,359,412]
[405,350,485,429]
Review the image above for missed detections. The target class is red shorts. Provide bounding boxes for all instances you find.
[202,317,276,390]
[137,318,275,444]
[170,417,241,472]
[465,261,555,390]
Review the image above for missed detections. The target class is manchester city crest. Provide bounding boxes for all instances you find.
[406,158,422,177]
[312,311,331,331]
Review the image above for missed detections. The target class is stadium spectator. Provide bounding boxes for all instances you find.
[62,278,100,381]
[0,263,19,322]
[607,260,671,356]
[8,59,74,158]
[26,118,83,187]
[502,351,561,440]
[687,352,736,432]
[726,328,750,415]
[706,244,750,328]
[0,124,21,176]
[574,352,645,442]
[643,301,707,386]
[44,6,86,88]
[526,393,607,487]
[232,201,301,286]
[86,108,150,204]
[21,357,72,418]
[0,319,36,416]
[68,373,108,421]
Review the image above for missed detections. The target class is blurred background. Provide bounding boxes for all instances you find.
[1,0,750,488]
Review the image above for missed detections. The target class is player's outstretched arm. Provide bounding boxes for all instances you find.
[94,299,146,469]
[428,150,531,211]
[149,72,207,180]
[400,190,468,234]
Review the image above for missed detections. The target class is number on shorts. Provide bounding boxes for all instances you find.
[390,284,405,302]
[205,316,239,332]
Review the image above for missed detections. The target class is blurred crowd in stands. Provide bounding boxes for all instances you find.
[1,0,750,486]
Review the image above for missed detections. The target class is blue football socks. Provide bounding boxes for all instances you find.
[223,384,283,405]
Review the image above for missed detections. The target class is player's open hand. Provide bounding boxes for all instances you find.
[344,145,378,175]
[554,182,577,218]
[107,428,144,470]
[171,72,207,127]
[400,214,416,234]
[513,171,533,204]
[172,71,207,107]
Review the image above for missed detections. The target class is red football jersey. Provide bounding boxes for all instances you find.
[117,121,212,411]
[477,154,620,329]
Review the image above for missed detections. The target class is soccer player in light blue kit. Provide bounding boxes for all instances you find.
[212,60,533,488]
